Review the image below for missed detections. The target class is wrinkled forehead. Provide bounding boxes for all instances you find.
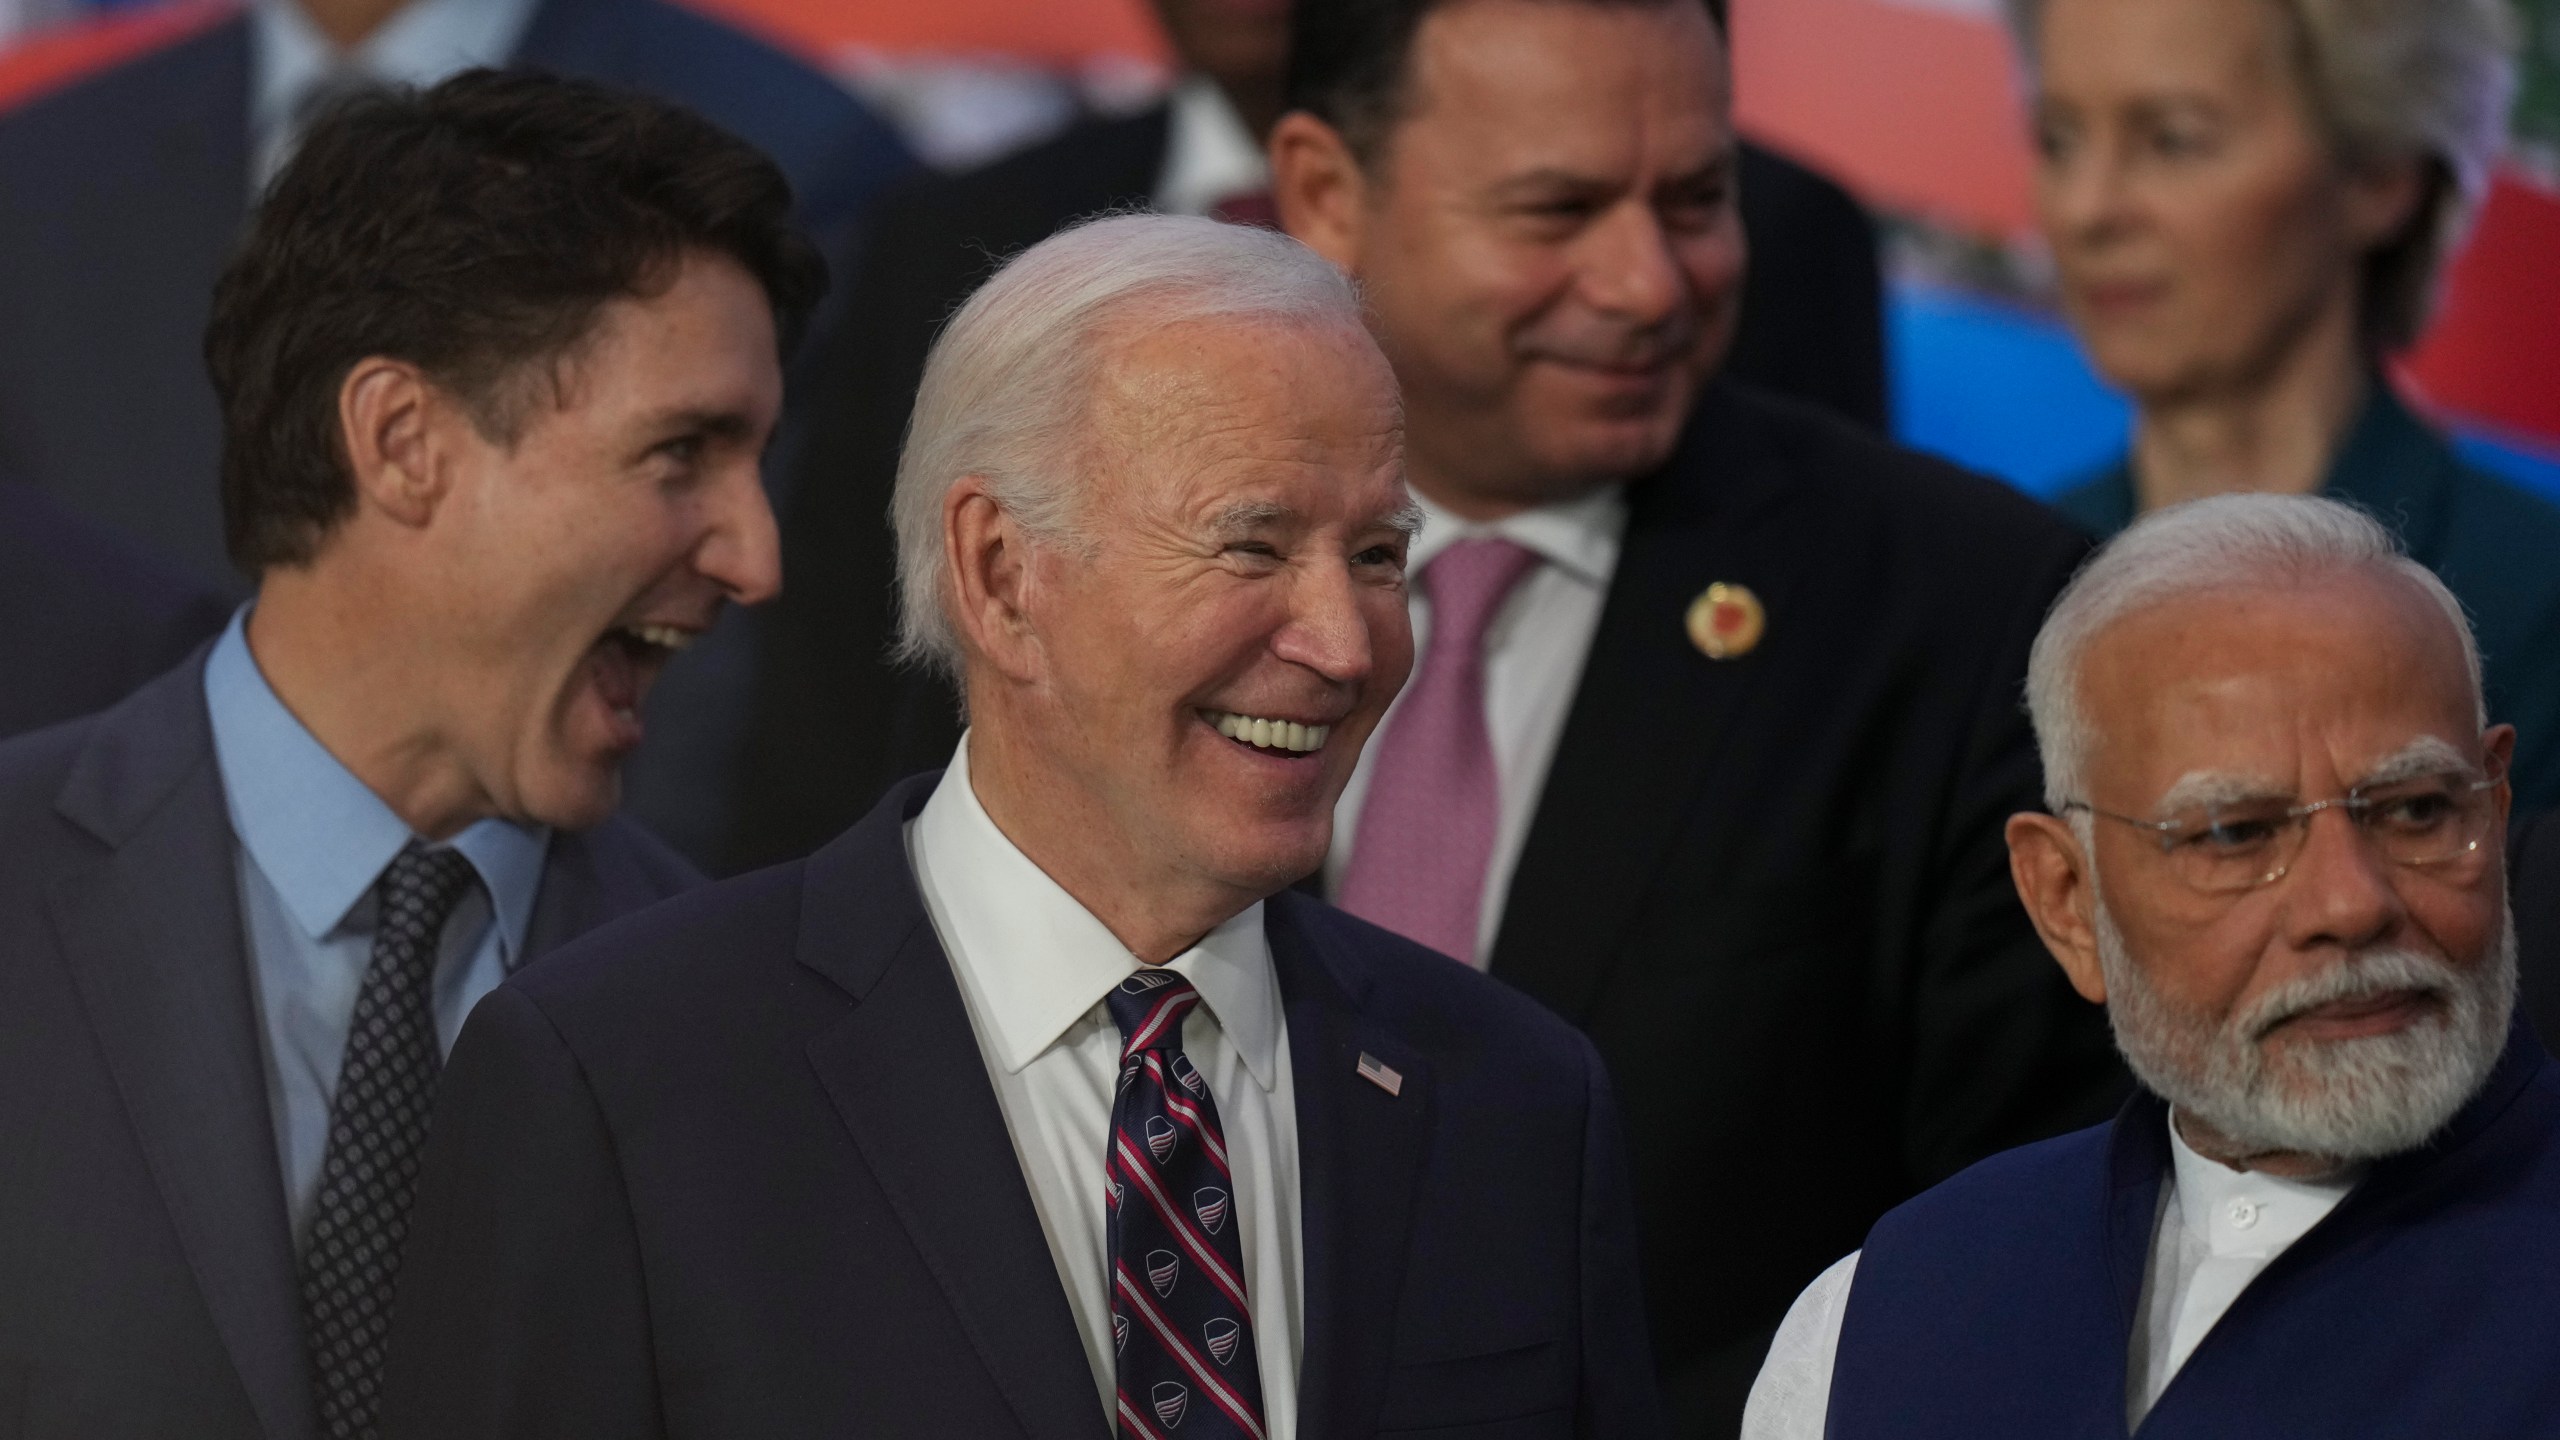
[1078,314,1405,513]
[2080,572,2481,803]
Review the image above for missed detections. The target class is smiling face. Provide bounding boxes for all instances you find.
[424,251,784,829]
[2028,0,2410,405]
[993,314,1414,910]
[1322,0,1741,515]
[2069,570,2513,1160]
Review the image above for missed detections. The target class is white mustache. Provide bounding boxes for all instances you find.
[2236,948,2462,1042]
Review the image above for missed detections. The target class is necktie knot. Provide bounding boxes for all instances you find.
[380,842,480,939]
[1107,969,1202,1062]
[1421,537,1542,659]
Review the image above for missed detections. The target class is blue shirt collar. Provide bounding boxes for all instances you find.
[202,607,549,957]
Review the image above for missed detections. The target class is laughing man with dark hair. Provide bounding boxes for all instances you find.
[0,69,820,1440]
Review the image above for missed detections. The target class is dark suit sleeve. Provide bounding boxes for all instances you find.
[1575,1041,1669,1439]
[380,987,660,1440]
[1900,527,2124,1180]
[2511,810,2560,1052]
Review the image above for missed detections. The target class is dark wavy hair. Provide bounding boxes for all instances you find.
[1286,0,1723,166]
[205,67,827,574]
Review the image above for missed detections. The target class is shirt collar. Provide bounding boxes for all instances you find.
[1153,75,1268,219]
[1407,483,1627,590]
[2164,1110,2359,1259]
[202,607,550,957]
[250,0,540,183]
[912,737,1283,1089]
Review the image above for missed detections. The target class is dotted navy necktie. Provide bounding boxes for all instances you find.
[299,841,478,1440]
[1104,970,1268,1440]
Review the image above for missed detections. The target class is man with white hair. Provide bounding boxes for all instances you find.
[1742,492,2560,1438]
[378,214,1665,1439]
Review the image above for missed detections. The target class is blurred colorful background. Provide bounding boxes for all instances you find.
[7,0,2556,498]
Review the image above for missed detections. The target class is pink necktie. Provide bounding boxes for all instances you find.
[1338,537,1542,965]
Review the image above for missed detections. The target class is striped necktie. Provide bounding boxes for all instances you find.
[1104,970,1268,1439]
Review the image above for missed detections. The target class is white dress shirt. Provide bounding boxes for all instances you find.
[906,738,1304,1434]
[249,0,539,188]
[1741,1115,2359,1438]
[1327,484,1628,966]
[1152,75,1266,219]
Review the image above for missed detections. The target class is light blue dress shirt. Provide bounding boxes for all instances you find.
[249,0,541,189]
[202,608,549,1233]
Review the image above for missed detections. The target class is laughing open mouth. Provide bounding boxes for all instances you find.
[1203,709,1330,755]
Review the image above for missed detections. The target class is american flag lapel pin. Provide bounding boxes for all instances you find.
[1356,1052,1403,1097]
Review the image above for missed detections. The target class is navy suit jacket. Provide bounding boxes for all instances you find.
[0,480,229,740]
[0,647,701,1440]
[380,773,1666,1440]
[0,0,913,585]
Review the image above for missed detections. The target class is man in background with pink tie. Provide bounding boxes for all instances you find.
[1267,0,2128,1432]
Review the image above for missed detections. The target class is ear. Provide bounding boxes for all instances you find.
[2341,153,2432,253]
[338,356,452,533]
[2008,810,2110,1004]
[1270,110,1369,272]
[942,476,1046,687]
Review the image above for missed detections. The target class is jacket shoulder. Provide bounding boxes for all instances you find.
[1271,892,1604,1086]
[1728,384,2086,553]
[1868,1117,2118,1250]
[511,856,808,1015]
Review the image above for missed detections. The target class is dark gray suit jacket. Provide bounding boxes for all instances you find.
[0,480,230,741]
[382,773,1664,1439]
[0,647,700,1440]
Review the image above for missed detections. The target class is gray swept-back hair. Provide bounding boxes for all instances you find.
[889,213,1368,682]
[2004,0,2517,350]
[2026,493,2484,810]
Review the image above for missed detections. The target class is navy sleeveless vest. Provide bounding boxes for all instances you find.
[1828,1024,2560,1438]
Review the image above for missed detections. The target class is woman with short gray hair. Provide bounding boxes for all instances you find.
[2010,0,2560,806]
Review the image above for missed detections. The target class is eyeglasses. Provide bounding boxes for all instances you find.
[2059,769,2501,895]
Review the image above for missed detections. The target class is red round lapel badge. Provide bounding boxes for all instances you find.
[1686,582,1765,660]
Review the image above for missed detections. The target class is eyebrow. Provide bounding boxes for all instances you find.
[2148,735,2480,814]
[651,407,761,443]
[2354,735,2476,788]
[1205,499,1425,541]
[2152,770,2287,815]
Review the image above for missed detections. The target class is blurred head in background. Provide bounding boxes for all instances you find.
[1151,0,1296,139]
[207,69,823,837]
[2008,0,2516,507]
[1270,0,1745,521]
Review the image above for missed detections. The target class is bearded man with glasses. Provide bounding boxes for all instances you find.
[1744,493,2560,1440]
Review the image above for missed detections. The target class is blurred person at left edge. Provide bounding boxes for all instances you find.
[0,0,908,590]
[0,70,818,1440]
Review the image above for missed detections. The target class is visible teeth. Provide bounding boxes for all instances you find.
[1204,711,1330,753]
[624,623,695,652]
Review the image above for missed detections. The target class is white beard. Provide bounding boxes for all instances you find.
[2093,896,2516,1163]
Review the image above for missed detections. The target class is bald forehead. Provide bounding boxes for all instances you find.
[2080,566,2481,793]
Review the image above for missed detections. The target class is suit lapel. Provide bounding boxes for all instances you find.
[46,658,315,1440]
[1268,895,1434,1438]
[795,777,1109,1440]
[1489,385,1810,1021]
